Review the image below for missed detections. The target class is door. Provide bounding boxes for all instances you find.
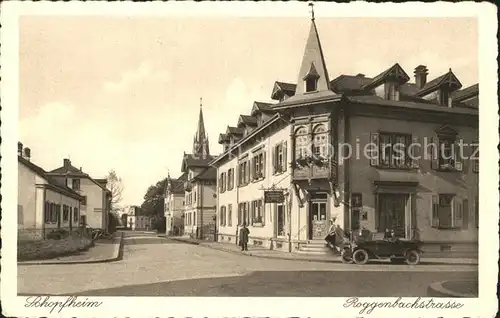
[378,194,407,238]
[309,200,328,239]
[276,204,286,237]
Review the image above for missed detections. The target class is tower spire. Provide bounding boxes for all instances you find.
[309,2,315,21]
[192,97,210,158]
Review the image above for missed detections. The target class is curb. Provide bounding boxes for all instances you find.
[427,280,477,297]
[18,232,124,266]
[172,239,478,266]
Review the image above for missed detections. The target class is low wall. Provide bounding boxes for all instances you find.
[18,232,93,261]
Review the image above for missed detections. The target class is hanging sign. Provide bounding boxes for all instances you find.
[264,190,285,203]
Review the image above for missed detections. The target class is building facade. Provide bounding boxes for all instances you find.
[126,205,153,230]
[164,172,187,236]
[46,158,111,230]
[181,101,217,239]
[17,143,84,240]
[212,16,478,254]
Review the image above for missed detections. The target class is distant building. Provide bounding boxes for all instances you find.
[17,143,85,239]
[181,101,217,239]
[164,172,187,236]
[127,205,152,230]
[46,158,111,230]
[212,14,478,255]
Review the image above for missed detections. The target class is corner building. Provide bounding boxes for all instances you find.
[211,16,479,255]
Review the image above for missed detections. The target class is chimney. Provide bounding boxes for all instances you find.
[356,73,365,78]
[414,65,429,89]
[23,147,31,161]
[18,142,23,156]
[64,158,71,168]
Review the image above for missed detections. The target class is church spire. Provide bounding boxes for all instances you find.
[193,97,210,159]
[295,3,330,95]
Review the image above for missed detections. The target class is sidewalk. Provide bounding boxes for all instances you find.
[19,232,124,265]
[170,237,478,265]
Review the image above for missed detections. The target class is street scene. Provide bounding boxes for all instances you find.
[13,2,489,304]
[18,231,478,297]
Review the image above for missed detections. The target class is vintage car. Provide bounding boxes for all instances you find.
[340,229,423,265]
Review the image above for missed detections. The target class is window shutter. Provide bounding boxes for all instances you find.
[454,138,464,171]
[453,197,463,228]
[431,194,439,228]
[44,202,50,222]
[283,141,288,172]
[272,146,276,174]
[462,199,469,229]
[261,201,266,226]
[263,151,266,178]
[430,136,439,170]
[369,132,379,166]
[411,136,420,168]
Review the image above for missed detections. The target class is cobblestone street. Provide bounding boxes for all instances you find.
[18,232,478,297]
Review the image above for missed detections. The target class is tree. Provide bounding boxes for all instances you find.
[107,212,119,233]
[121,213,128,227]
[107,169,124,212]
[140,178,167,218]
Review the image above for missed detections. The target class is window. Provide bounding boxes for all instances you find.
[351,193,362,230]
[276,204,285,236]
[238,202,249,226]
[63,205,69,222]
[431,194,465,229]
[273,141,288,174]
[377,132,412,168]
[251,200,264,225]
[73,208,79,223]
[219,172,227,193]
[313,124,328,159]
[72,179,81,190]
[193,212,196,225]
[227,168,234,190]
[385,83,400,101]
[295,127,310,159]
[238,160,250,186]
[440,90,450,107]
[194,191,197,202]
[252,152,265,180]
[49,203,58,223]
[228,204,232,226]
[220,206,226,226]
[305,77,318,92]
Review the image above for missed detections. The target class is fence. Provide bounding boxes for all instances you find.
[18,226,92,242]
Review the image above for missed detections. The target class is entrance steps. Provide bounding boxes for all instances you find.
[297,239,333,255]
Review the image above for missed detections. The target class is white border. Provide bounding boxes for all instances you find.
[1,1,498,317]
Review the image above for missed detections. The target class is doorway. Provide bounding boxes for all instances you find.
[378,193,408,238]
[308,193,328,240]
[276,204,286,237]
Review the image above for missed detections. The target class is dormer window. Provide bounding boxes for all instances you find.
[303,62,320,93]
[440,90,451,107]
[305,77,318,92]
[385,82,400,101]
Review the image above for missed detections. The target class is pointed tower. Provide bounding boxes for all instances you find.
[192,97,210,159]
[295,4,330,95]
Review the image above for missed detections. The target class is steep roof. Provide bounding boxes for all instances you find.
[48,159,108,192]
[226,126,245,135]
[294,19,330,95]
[416,69,462,96]
[238,115,258,127]
[18,156,83,200]
[181,153,214,172]
[452,84,479,101]
[191,166,217,181]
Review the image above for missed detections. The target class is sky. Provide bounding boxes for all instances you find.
[19,16,478,206]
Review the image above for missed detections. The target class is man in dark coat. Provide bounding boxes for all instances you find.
[239,223,250,251]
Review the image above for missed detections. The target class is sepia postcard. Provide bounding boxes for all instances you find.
[1,1,498,317]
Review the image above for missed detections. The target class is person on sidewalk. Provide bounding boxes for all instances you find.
[239,223,250,251]
[325,217,337,249]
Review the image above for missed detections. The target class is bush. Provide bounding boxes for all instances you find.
[46,228,69,240]
[108,212,119,233]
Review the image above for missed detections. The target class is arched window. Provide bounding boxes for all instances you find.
[313,124,328,158]
[295,127,310,159]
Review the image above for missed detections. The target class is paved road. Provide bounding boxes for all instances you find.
[18,231,478,297]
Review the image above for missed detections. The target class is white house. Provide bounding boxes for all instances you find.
[164,172,187,235]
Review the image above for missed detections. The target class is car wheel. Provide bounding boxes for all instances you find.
[405,250,421,265]
[352,249,369,265]
[341,248,353,264]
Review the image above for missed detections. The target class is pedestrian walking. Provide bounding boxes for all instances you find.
[325,217,337,249]
[239,223,250,251]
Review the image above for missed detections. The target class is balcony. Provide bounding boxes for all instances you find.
[292,155,337,182]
